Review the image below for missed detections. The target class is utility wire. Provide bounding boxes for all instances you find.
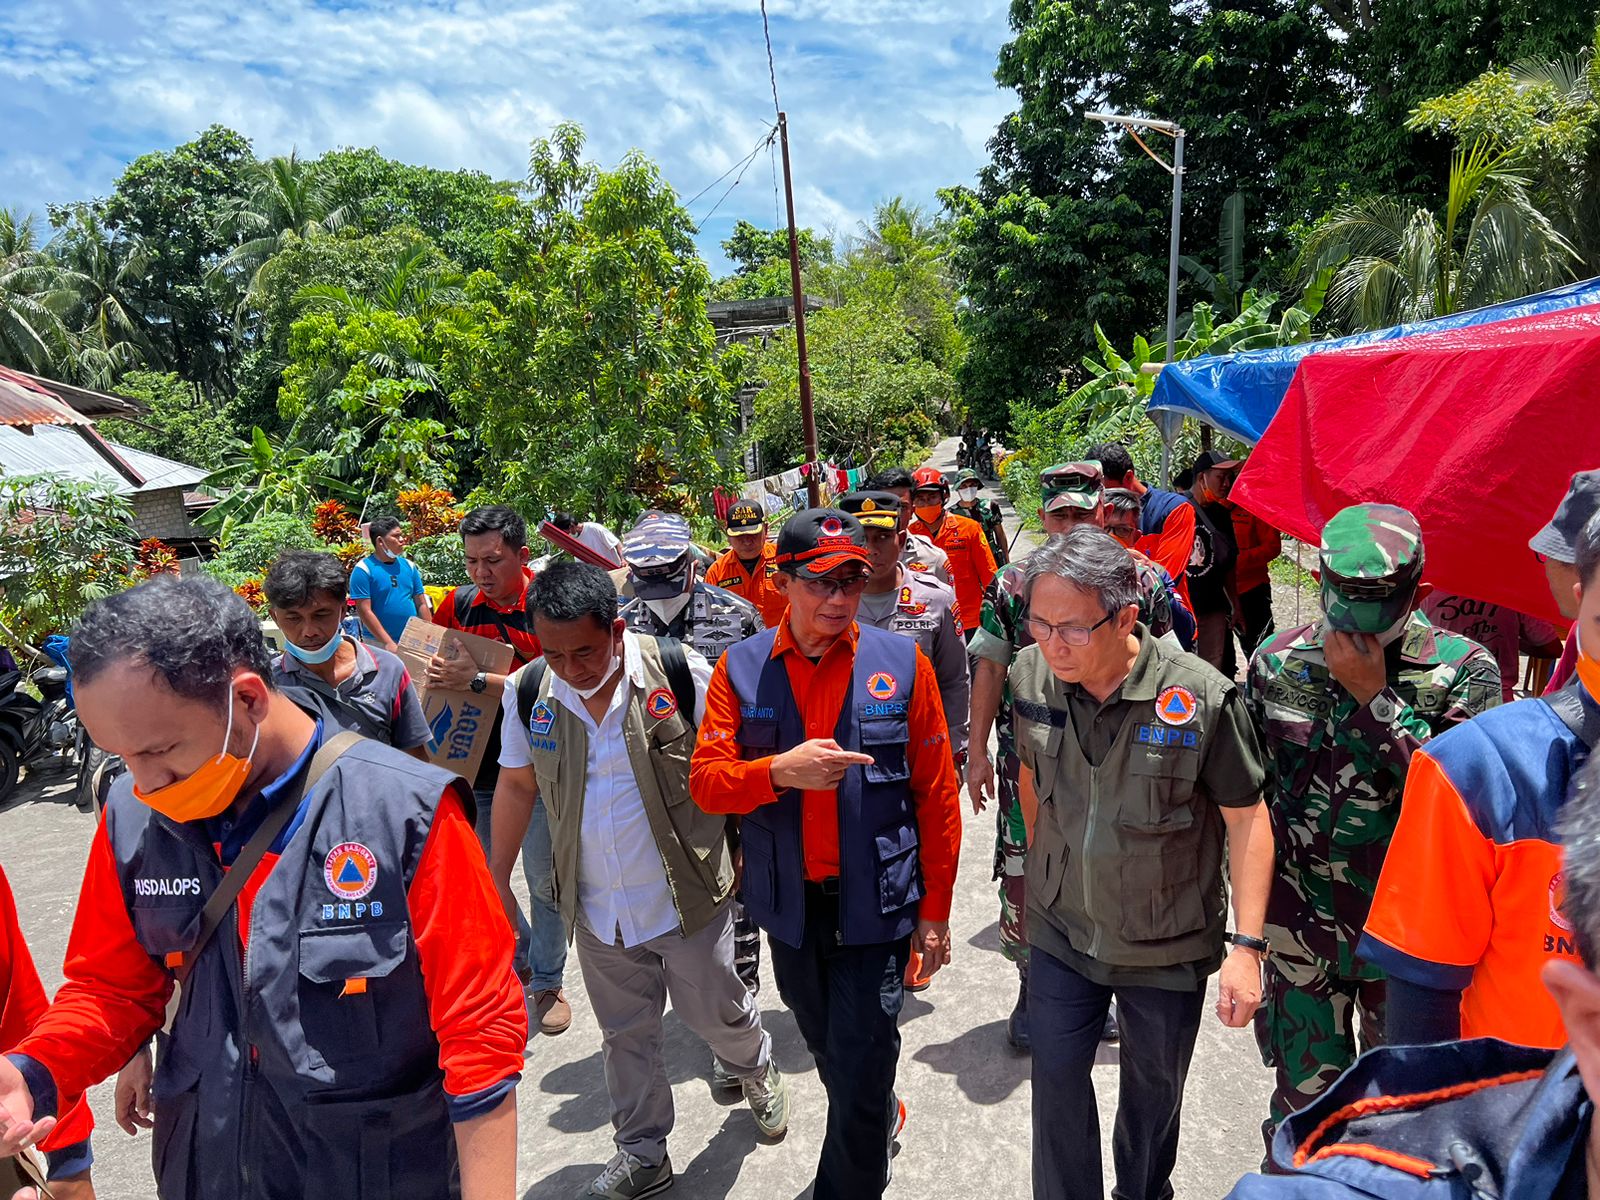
[684,126,777,212]
[759,0,782,118]
[699,128,778,226]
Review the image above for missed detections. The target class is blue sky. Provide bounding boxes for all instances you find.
[0,0,1015,272]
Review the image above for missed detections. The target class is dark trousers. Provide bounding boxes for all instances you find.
[767,885,910,1200]
[1238,584,1275,659]
[1030,945,1205,1200]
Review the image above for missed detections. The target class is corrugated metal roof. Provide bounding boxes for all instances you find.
[0,423,206,494]
[0,367,93,428]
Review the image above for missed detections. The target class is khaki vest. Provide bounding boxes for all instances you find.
[1011,637,1231,968]
[524,636,733,941]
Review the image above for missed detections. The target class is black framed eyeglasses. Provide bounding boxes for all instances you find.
[798,573,871,598]
[1024,611,1115,646]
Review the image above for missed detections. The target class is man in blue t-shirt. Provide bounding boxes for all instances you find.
[349,515,432,650]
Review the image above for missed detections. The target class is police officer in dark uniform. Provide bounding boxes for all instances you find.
[690,509,963,1200]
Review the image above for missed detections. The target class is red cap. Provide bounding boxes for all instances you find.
[911,467,947,492]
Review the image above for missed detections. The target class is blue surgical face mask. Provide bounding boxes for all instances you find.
[285,628,343,665]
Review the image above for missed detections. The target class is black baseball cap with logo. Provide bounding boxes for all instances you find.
[774,508,870,577]
[725,501,766,535]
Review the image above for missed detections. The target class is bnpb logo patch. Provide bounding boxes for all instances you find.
[324,843,378,901]
[820,516,844,537]
[1155,685,1198,727]
[867,672,898,701]
[1551,872,1574,932]
[647,688,678,719]
[529,701,556,736]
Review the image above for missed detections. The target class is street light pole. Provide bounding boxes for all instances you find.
[1086,110,1186,485]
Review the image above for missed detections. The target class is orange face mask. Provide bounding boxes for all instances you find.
[914,504,945,527]
[1577,642,1600,707]
[133,701,259,824]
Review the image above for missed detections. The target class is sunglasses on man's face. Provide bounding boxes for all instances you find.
[797,573,871,598]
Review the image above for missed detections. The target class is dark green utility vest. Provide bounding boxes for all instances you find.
[522,635,734,942]
[1011,634,1233,968]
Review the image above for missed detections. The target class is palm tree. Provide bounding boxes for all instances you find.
[0,208,71,373]
[1298,139,1579,331]
[217,151,349,299]
[48,208,158,387]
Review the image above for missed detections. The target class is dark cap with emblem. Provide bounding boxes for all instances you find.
[1040,461,1104,512]
[839,490,902,531]
[775,508,870,576]
[622,510,694,598]
[1192,450,1241,474]
[725,500,766,536]
[1530,470,1600,564]
[1318,503,1424,633]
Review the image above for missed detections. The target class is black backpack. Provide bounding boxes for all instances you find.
[515,636,697,733]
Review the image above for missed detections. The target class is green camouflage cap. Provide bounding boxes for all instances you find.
[1040,461,1103,512]
[954,468,983,488]
[1318,503,1424,633]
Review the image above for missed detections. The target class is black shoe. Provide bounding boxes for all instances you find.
[1007,974,1031,1053]
[1101,1003,1120,1043]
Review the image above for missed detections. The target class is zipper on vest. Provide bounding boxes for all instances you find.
[1083,770,1103,959]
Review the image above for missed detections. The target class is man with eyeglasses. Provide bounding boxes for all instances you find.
[1011,526,1273,1200]
[968,462,1184,1051]
[690,508,962,1200]
[1243,504,1498,1156]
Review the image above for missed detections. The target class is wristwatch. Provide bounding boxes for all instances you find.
[1367,692,1397,724]
[469,671,488,694]
[1226,932,1271,958]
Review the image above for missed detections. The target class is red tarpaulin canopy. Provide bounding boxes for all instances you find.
[1231,303,1600,626]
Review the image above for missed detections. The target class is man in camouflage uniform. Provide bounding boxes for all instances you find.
[618,510,768,1092]
[1243,503,1500,1150]
[951,468,1009,566]
[968,462,1179,1049]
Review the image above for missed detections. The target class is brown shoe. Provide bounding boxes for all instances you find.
[533,987,572,1035]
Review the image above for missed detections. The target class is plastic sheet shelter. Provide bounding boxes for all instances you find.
[1230,304,1600,626]
[1147,277,1600,444]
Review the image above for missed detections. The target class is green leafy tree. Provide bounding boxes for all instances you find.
[98,125,254,401]
[97,370,236,469]
[450,123,746,527]
[1297,139,1578,330]
[46,205,157,386]
[944,0,1596,432]
[217,150,349,302]
[1410,32,1600,275]
[318,147,520,273]
[749,295,950,471]
[713,220,832,300]
[0,473,138,644]
[0,208,70,374]
[198,423,358,536]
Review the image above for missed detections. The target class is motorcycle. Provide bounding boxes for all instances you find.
[0,634,117,812]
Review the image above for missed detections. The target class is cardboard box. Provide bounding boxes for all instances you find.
[395,617,516,783]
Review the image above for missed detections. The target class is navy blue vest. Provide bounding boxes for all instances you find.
[723,623,923,949]
[107,737,469,1199]
[1139,487,1192,538]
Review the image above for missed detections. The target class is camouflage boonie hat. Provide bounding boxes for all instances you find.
[1319,503,1424,634]
[1040,462,1103,512]
[954,468,983,489]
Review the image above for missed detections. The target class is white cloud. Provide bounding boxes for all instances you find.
[0,0,1015,269]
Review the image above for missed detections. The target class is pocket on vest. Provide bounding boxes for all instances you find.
[874,824,924,914]
[1118,851,1205,942]
[297,922,409,1064]
[741,822,778,909]
[739,719,779,763]
[1124,751,1201,830]
[861,717,911,783]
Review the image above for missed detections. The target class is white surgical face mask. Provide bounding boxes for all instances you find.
[571,653,622,700]
[645,592,693,626]
[958,486,980,503]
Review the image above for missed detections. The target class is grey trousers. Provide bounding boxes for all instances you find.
[576,902,772,1167]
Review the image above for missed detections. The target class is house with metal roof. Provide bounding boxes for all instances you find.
[0,367,211,547]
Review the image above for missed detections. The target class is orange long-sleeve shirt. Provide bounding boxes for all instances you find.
[910,511,996,633]
[1231,506,1282,593]
[704,543,787,628]
[690,620,962,921]
[1136,493,1197,611]
[0,863,92,1155]
[11,789,525,1120]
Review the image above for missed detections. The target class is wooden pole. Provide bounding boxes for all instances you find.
[778,112,821,507]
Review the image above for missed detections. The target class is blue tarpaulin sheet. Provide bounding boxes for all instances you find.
[1147,277,1600,444]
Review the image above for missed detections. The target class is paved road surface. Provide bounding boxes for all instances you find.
[0,437,1274,1198]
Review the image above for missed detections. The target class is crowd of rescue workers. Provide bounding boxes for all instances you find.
[3,447,1600,1200]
